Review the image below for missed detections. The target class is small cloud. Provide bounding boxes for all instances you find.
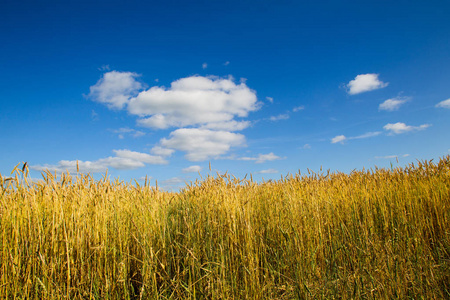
[383,122,431,135]
[111,127,145,139]
[374,154,410,159]
[88,71,143,109]
[160,177,185,191]
[266,97,274,103]
[269,114,289,121]
[302,144,311,149]
[353,131,382,139]
[379,96,410,111]
[154,78,159,82]
[293,106,305,112]
[202,63,208,69]
[257,168,278,174]
[436,98,450,109]
[182,165,202,173]
[347,73,388,95]
[224,61,230,66]
[331,135,346,144]
[239,152,283,164]
[331,131,381,144]
[98,65,110,71]
[91,110,99,121]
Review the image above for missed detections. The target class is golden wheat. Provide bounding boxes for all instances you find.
[0,157,449,299]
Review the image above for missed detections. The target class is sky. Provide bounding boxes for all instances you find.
[1,0,449,190]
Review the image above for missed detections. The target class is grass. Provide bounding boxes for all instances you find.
[1,156,449,299]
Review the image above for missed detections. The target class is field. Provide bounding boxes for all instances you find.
[1,157,449,299]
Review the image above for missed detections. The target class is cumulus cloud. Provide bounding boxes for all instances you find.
[31,149,167,173]
[128,75,259,130]
[182,165,202,173]
[383,122,431,135]
[257,169,278,174]
[269,114,289,121]
[239,152,283,164]
[436,98,450,109]
[88,71,143,109]
[379,96,410,111]
[347,73,388,95]
[88,72,261,162]
[331,131,381,144]
[160,128,246,161]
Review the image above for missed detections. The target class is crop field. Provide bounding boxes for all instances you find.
[1,156,449,299]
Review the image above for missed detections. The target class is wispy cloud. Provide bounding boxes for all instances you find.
[111,127,145,139]
[266,96,274,103]
[269,114,289,121]
[239,152,283,164]
[347,73,388,95]
[224,61,230,66]
[436,98,450,109]
[202,63,208,69]
[383,122,431,135]
[182,165,202,173]
[257,168,278,174]
[293,105,305,112]
[379,96,410,111]
[331,131,381,144]
[374,154,410,159]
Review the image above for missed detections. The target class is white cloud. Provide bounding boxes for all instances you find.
[383,122,431,135]
[224,61,230,66]
[160,128,246,161]
[128,75,259,130]
[202,63,208,69]
[112,127,145,139]
[200,120,251,131]
[293,106,305,112]
[302,144,311,149]
[257,169,278,174]
[239,152,283,164]
[182,165,202,173]
[266,96,274,103]
[436,98,450,109]
[150,146,175,157]
[331,131,381,144]
[353,131,382,139]
[31,149,167,173]
[379,96,410,111]
[269,114,289,121]
[331,135,346,144]
[347,73,388,95]
[88,71,143,109]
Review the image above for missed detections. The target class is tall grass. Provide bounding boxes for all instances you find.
[1,156,449,299]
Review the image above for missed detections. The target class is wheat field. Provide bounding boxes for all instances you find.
[1,156,449,299]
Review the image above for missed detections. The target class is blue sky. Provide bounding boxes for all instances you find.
[1,0,449,190]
